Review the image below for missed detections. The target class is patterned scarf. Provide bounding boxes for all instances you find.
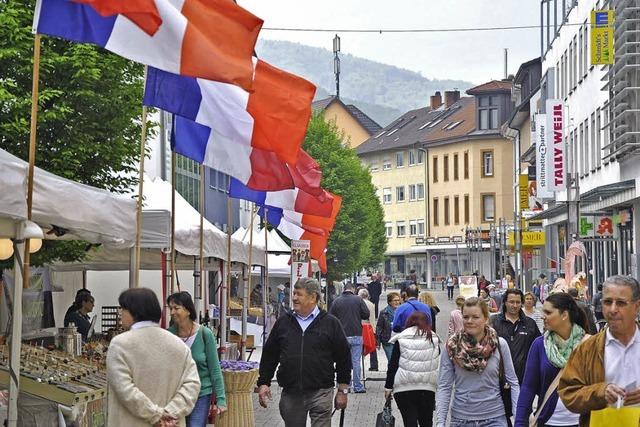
[446,325,499,372]
[544,323,585,368]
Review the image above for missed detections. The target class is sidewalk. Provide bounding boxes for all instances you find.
[251,288,457,426]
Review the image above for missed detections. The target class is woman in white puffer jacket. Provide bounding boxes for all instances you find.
[384,311,440,427]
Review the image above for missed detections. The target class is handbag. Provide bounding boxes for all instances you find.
[496,343,513,427]
[590,407,640,427]
[362,323,377,356]
[202,326,220,423]
[529,369,563,427]
[375,398,395,427]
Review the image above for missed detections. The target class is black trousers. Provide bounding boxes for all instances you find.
[447,286,454,299]
[394,390,434,427]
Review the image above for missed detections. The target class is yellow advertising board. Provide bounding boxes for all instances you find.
[591,10,614,65]
[507,231,546,247]
[519,174,529,210]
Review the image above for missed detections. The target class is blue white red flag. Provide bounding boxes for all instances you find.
[228,178,334,218]
[34,0,262,90]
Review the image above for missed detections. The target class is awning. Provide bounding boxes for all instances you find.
[579,180,635,204]
[527,204,567,221]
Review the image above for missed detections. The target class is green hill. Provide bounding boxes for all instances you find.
[256,39,474,126]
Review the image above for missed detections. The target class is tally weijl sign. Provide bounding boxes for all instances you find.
[535,114,553,198]
[546,100,566,192]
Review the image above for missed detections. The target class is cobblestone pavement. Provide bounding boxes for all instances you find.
[251,287,458,426]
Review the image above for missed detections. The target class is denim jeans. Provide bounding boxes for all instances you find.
[450,415,509,427]
[382,342,394,362]
[346,335,364,391]
[186,393,211,427]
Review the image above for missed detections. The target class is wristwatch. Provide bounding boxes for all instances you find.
[338,388,349,395]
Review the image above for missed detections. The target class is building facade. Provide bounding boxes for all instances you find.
[312,96,382,148]
[528,0,640,293]
[357,86,515,284]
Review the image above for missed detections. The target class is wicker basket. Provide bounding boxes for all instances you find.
[216,369,259,427]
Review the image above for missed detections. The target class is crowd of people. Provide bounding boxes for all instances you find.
[98,272,640,427]
[255,273,639,427]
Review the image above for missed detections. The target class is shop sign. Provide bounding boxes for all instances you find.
[545,100,566,192]
[579,216,620,238]
[519,174,529,210]
[437,236,450,244]
[415,237,425,245]
[290,240,311,288]
[452,236,464,243]
[591,10,614,65]
[535,113,553,198]
[528,165,543,211]
[426,237,436,244]
[507,231,546,247]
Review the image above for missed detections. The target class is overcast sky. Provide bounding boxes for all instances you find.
[241,0,541,84]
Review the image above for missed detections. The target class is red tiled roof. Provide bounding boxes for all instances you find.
[466,80,512,95]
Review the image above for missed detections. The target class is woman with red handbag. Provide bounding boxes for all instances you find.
[168,292,227,427]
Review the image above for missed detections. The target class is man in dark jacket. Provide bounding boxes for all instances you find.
[367,274,383,318]
[329,282,370,393]
[490,288,541,384]
[258,278,351,426]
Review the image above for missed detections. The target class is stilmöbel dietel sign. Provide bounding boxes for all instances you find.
[545,100,566,192]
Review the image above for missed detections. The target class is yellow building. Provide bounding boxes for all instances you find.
[357,84,515,283]
[312,96,382,148]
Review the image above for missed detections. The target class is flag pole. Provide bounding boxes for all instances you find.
[171,150,177,293]
[133,66,149,288]
[22,33,42,290]
[241,205,255,360]
[262,208,269,343]
[221,196,232,355]
[196,164,205,315]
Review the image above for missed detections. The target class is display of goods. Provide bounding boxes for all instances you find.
[220,360,259,371]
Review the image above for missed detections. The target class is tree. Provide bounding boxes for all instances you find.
[0,1,149,267]
[303,115,386,282]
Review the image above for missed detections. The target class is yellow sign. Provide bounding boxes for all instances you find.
[519,174,529,210]
[507,231,546,247]
[591,10,614,65]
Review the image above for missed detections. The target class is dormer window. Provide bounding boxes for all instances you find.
[478,95,500,130]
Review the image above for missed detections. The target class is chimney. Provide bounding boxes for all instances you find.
[444,90,460,108]
[430,91,442,109]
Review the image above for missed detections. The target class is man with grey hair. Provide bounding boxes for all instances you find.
[257,278,351,426]
[330,282,370,393]
[559,275,640,427]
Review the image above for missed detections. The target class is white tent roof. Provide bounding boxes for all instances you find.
[141,176,263,265]
[0,148,136,246]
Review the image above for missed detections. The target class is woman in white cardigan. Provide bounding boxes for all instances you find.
[107,288,201,427]
[384,311,440,427]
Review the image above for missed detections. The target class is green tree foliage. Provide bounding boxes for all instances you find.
[303,115,386,282]
[0,1,149,267]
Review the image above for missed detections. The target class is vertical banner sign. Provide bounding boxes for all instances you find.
[535,114,553,198]
[290,240,311,288]
[591,10,614,65]
[528,165,543,211]
[519,174,529,211]
[546,100,566,192]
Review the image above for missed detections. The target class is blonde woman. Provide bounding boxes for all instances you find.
[419,291,440,333]
[436,297,519,427]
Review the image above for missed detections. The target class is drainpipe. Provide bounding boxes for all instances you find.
[417,146,430,286]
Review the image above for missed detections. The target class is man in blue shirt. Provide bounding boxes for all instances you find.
[392,285,432,332]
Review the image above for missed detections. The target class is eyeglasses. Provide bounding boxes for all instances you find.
[602,298,638,308]
[391,299,401,303]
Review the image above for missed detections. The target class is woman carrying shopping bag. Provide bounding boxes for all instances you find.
[384,311,440,426]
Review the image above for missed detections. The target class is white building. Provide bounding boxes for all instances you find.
[533,0,640,288]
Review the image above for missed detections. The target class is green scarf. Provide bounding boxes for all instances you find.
[544,323,585,368]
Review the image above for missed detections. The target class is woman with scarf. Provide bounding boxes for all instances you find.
[514,293,589,427]
[479,288,499,313]
[376,292,401,361]
[436,297,519,427]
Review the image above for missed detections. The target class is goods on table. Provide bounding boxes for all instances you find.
[216,360,259,427]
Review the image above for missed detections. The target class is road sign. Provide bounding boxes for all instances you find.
[430,254,438,262]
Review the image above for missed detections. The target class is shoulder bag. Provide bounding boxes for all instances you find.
[496,342,513,427]
[201,326,220,424]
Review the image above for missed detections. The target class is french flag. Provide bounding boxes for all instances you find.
[259,195,342,236]
[34,0,263,90]
[228,178,335,219]
[144,63,315,168]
